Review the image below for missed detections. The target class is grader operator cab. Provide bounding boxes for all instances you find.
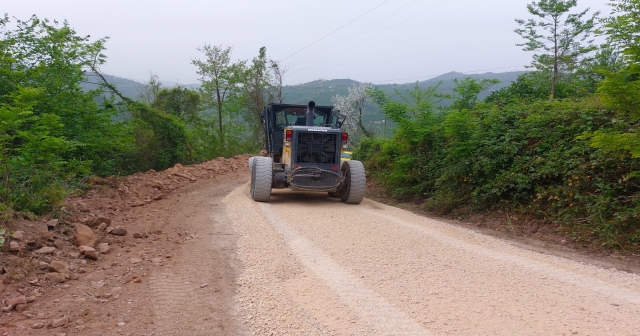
[248,101,366,204]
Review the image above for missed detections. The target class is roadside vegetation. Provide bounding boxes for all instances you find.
[0,15,282,218]
[354,0,640,250]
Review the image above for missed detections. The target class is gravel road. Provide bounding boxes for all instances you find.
[224,184,640,335]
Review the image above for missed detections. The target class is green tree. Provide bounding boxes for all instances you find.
[0,87,78,213]
[0,15,131,175]
[137,72,163,105]
[446,77,499,110]
[244,47,271,148]
[515,0,600,99]
[267,59,287,104]
[584,0,640,158]
[191,45,247,144]
[394,82,440,117]
[152,86,201,123]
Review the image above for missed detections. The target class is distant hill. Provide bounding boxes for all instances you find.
[281,71,526,106]
[82,71,526,130]
[83,70,525,105]
[80,74,202,101]
[281,71,527,131]
[81,73,144,99]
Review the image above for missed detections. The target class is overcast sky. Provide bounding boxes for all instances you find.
[6,0,611,85]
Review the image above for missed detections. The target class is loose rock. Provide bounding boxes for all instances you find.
[48,260,69,274]
[88,216,111,228]
[77,246,95,254]
[45,273,69,283]
[110,226,127,236]
[4,296,27,311]
[52,315,69,328]
[9,241,20,252]
[12,231,24,241]
[15,303,28,313]
[96,243,110,254]
[97,223,107,231]
[151,180,164,189]
[34,246,56,254]
[78,202,89,212]
[32,322,44,329]
[133,232,148,239]
[84,251,99,260]
[74,224,96,247]
[53,239,65,249]
[46,219,59,227]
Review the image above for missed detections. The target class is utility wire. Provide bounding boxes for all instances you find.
[288,0,426,68]
[290,0,452,75]
[281,0,391,61]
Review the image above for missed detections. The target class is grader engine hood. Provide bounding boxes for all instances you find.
[286,127,342,191]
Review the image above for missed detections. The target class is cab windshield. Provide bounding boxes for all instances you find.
[273,106,332,130]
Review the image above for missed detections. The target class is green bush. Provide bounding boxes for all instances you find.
[358,94,640,249]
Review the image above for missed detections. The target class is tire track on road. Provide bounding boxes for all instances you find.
[148,183,248,336]
[357,205,640,306]
[256,202,431,336]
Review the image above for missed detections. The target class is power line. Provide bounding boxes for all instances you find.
[288,0,427,68]
[290,0,452,75]
[281,0,391,61]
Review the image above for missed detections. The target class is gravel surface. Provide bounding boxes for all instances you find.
[225,184,640,335]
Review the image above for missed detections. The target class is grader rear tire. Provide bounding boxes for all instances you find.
[339,160,366,204]
[250,157,273,202]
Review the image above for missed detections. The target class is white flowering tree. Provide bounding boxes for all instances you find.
[331,82,374,146]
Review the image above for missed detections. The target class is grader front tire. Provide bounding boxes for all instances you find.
[250,157,273,202]
[339,160,366,204]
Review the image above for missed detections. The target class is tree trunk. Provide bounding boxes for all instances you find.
[358,109,372,138]
[551,17,559,100]
[216,88,224,144]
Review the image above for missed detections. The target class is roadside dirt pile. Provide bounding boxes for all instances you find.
[0,155,249,335]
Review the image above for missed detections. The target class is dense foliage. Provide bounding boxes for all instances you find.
[357,0,640,250]
[0,15,127,214]
[0,15,274,216]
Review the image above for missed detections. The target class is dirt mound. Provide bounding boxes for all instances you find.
[0,155,250,335]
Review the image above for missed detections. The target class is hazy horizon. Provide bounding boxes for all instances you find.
[6,0,610,86]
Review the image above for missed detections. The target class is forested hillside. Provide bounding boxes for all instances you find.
[92,71,524,138]
[80,73,143,99]
[282,71,525,106]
